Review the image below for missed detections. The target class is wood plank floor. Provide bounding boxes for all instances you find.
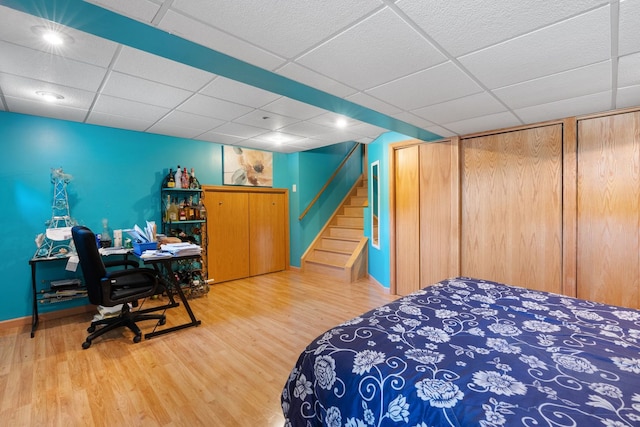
[0,270,397,426]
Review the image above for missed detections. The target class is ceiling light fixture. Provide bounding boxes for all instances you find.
[336,117,348,128]
[31,25,74,45]
[36,91,64,102]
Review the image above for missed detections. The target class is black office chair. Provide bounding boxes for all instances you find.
[71,225,166,349]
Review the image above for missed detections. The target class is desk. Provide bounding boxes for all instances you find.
[29,256,77,337]
[137,253,202,339]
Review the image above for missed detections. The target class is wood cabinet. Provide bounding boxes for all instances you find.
[203,186,289,283]
[391,139,459,295]
[576,110,640,308]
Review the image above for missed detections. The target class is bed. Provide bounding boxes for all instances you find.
[281,277,640,426]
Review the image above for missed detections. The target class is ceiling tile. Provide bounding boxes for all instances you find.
[619,0,640,56]
[297,7,446,90]
[444,111,522,135]
[617,85,640,109]
[397,0,609,57]
[5,95,89,122]
[412,92,506,124]
[197,131,244,145]
[101,71,192,108]
[0,41,108,91]
[85,0,161,24]
[114,46,214,91]
[158,10,286,71]
[515,91,612,123]
[233,110,300,131]
[459,6,611,89]
[90,94,170,123]
[618,52,640,88]
[152,110,224,132]
[200,77,281,108]
[345,92,403,116]
[494,61,612,109]
[261,97,326,121]
[0,73,96,109]
[177,93,254,121]
[87,111,158,132]
[391,111,435,129]
[210,122,268,139]
[170,0,383,59]
[276,62,358,98]
[278,121,335,138]
[366,61,482,110]
[0,6,119,68]
[422,125,454,138]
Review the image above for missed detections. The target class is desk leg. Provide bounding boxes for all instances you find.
[145,260,201,339]
[30,263,38,338]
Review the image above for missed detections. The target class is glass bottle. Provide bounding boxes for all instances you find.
[163,168,175,188]
[168,198,179,222]
[164,194,171,222]
[181,167,189,189]
[178,199,187,221]
[189,168,201,189]
[198,198,206,220]
[174,165,182,189]
[100,218,112,248]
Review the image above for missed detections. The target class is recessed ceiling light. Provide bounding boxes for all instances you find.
[336,117,348,128]
[36,91,64,102]
[31,25,74,46]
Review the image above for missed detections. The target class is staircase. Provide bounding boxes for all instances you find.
[301,176,369,282]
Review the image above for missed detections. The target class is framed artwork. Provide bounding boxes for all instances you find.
[223,146,273,187]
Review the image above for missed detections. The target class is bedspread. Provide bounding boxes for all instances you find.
[281,277,640,426]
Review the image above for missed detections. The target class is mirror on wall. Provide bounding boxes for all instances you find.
[371,160,380,249]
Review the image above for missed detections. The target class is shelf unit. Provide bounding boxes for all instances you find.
[161,188,208,298]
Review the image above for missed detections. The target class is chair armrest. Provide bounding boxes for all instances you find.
[104,259,140,269]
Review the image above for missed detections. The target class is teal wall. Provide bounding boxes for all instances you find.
[0,111,291,322]
[293,142,363,266]
[0,111,366,322]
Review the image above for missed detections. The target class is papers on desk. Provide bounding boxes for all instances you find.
[98,247,130,255]
[160,242,202,256]
[124,221,157,243]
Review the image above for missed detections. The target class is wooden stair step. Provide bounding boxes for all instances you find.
[307,249,349,267]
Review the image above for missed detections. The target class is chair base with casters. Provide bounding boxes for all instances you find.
[82,302,167,349]
[71,225,169,349]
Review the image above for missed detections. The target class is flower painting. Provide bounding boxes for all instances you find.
[223,146,273,187]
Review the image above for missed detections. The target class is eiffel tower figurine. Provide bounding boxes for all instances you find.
[34,168,78,258]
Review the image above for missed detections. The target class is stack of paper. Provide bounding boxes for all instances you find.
[160,242,202,256]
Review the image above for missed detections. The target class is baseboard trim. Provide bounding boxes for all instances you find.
[0,304,94,332]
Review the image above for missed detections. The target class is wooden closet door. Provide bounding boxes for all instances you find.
[249,192,286,276]
[577,111,640,308]
[394,145,420,295]
[205,191,250,282]
[460,125,563,293]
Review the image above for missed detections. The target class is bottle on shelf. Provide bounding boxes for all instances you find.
[178,199,187,221]
[188,196,195,220]
[198,198,206,220]
[168,198,179,222]
[164,195,171,222]
[175,165,182,189]
[163,168,175,188]
[189,168,201,189]
[181,167,189,189]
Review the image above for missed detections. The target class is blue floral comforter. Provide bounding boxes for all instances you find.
[281,277,640,426]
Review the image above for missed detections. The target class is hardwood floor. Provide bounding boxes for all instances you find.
[0,270,397,426]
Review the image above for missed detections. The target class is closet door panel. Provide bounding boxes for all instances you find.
[461,125,563,293]
[419,142,456,285]
[394,145,420,295]
[577,112,640,308]
[205,191,250,283]
[249,192,287,276]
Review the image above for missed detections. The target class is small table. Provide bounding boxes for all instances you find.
[136,253,202,339]
[29,255,75,337]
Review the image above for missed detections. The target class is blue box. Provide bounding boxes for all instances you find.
[133,241,157,255]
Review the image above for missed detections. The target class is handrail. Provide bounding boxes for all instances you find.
[298,143,361,221]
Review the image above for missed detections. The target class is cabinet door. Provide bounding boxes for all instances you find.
[394,145,420,295]
[460,125,563,293]
[205,191,250,282]
[577,111,640,308]
[249,192,286,276]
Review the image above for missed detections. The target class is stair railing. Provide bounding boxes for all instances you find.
[298,142,361,221]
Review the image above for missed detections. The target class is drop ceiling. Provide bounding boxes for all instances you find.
[0,0,638,153]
